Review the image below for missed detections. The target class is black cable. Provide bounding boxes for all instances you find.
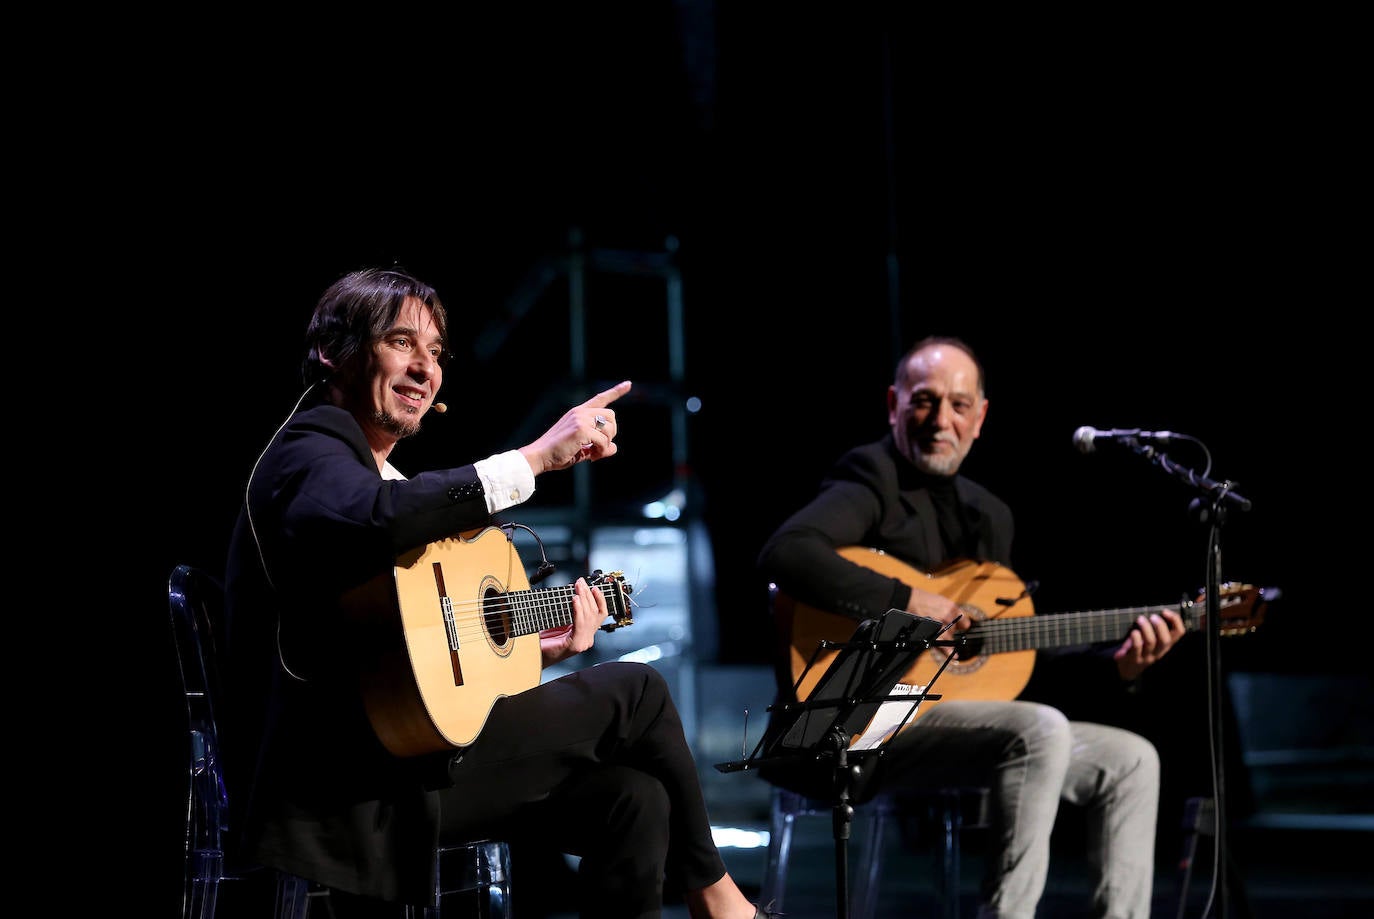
[500,521,557,584]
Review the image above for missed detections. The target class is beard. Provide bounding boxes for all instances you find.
[912,450,960,476]
[372,406,422,440]
[906,431,965,476]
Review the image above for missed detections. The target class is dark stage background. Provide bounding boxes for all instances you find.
[120,6,1357,914]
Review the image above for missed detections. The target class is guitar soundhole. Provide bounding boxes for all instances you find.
[948,635,985,664]
[937,604,988,673]
[482,587,513,647]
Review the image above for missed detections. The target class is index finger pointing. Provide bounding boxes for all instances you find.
[583,380,633,408]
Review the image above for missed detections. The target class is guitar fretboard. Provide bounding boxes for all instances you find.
[494,582,622,637]
[974,604,1192,655]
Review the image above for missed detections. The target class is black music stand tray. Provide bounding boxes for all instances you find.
[716,609,958,919]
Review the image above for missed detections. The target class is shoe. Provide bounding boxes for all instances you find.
[753,901,782,918]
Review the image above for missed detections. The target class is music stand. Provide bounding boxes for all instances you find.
[717,609,957,919]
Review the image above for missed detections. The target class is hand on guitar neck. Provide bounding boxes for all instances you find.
[1110,604,1189,681]
[540,574,621,666]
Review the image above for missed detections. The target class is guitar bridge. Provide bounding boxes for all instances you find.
[433,562,464,687]
[441,595,458,650]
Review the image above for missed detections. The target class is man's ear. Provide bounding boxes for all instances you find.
[971,397,989,439]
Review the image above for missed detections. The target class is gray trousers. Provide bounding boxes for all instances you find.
[866,699,1160,919]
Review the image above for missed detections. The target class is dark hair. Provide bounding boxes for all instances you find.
[302,267,449,387]
[895,335,986,396]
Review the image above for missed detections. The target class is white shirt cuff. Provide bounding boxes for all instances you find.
[474,449,536,514]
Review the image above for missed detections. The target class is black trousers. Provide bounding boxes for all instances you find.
[438,661,726,919]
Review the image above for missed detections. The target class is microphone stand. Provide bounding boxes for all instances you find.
[1127,440,1251,917]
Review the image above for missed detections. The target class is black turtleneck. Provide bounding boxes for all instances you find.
[924,473,977,561]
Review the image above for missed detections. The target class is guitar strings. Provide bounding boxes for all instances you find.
[970,608,1185,653]
[956,594,1255,655]
[427,582,626,644]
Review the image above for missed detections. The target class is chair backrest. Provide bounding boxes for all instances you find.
[168,563,233,918]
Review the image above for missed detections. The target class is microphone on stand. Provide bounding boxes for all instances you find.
[1072,426,1177,454]
[1074,426,1248,512]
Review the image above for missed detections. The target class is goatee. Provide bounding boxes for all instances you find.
[373,408,421,440]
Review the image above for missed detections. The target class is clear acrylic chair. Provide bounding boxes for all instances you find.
[272,840,512,918]
[169,562,282,919]
[760,784,989,919]
[169,563,513,918]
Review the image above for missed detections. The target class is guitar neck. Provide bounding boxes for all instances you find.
[502,581,621,638]
[975,602,1193,655]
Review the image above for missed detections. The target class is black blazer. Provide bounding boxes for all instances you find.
[757,433,1014,624]
[223,403,495,903]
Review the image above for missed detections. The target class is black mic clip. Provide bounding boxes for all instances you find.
[995,579,1039,606]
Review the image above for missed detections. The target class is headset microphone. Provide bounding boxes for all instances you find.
[432,402,447,414]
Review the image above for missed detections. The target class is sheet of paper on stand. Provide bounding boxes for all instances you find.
[851,682,926,750]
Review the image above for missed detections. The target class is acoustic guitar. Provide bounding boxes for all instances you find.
[340,525,634,757]
[773,546,1269,718]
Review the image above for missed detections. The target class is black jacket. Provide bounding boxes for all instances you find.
[223,403,493,903]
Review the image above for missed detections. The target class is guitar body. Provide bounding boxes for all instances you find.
[775,548,1037,720]
[344,527,542,757]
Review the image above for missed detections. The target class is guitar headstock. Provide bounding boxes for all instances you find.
[1199,581,1277,636]
[590,569,635,632]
